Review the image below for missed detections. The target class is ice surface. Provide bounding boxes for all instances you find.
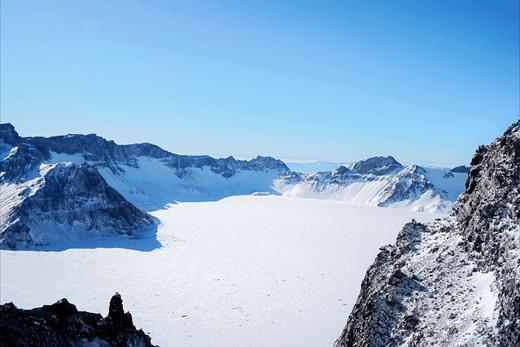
[0,196,442,347]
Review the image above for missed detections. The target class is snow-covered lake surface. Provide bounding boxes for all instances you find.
[0,196,443,347]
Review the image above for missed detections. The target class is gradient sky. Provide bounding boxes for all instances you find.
[1,0,519,166]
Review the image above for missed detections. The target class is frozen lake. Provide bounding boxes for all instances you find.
[0,196,443,346]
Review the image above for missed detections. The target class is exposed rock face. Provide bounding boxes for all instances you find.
[450,165,470,174]
[334,119,520,346]
[351,156,403,175]
[0,125,47,182]
[0,123,19,146]
[0,162,156,249]
[0,293,157,346]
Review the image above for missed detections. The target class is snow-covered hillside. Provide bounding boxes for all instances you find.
[0,195,443,347]
[0,123,289,247]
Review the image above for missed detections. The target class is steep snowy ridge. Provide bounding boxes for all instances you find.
[334,119,520,346]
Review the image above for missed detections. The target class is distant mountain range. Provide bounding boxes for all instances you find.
[276,156,468,213]
[0,123,468,248]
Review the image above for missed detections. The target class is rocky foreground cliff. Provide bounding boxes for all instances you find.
[334,119,520,346]
[0,293,156,346]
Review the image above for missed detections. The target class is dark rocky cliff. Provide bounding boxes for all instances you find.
[0,293,157,346]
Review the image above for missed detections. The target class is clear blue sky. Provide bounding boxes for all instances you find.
[1,0,518,166]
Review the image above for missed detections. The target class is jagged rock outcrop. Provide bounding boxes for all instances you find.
[0,162,156,249]
[334,119,520,346]
[0,293,157,346]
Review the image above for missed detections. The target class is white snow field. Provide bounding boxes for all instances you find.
[0,196,443,347]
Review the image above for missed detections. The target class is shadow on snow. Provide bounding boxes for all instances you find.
[19,225,161,252]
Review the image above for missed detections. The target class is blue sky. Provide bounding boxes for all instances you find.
[1,0,518,166]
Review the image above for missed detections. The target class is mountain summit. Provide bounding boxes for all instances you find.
[351,155,403,175]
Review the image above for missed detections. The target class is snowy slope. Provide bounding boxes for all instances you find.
[0,195,443,347]
[422,166,467,201]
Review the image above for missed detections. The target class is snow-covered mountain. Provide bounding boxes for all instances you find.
[0,162,156,249]
[334,119,520,346]
[276,156,467,213]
